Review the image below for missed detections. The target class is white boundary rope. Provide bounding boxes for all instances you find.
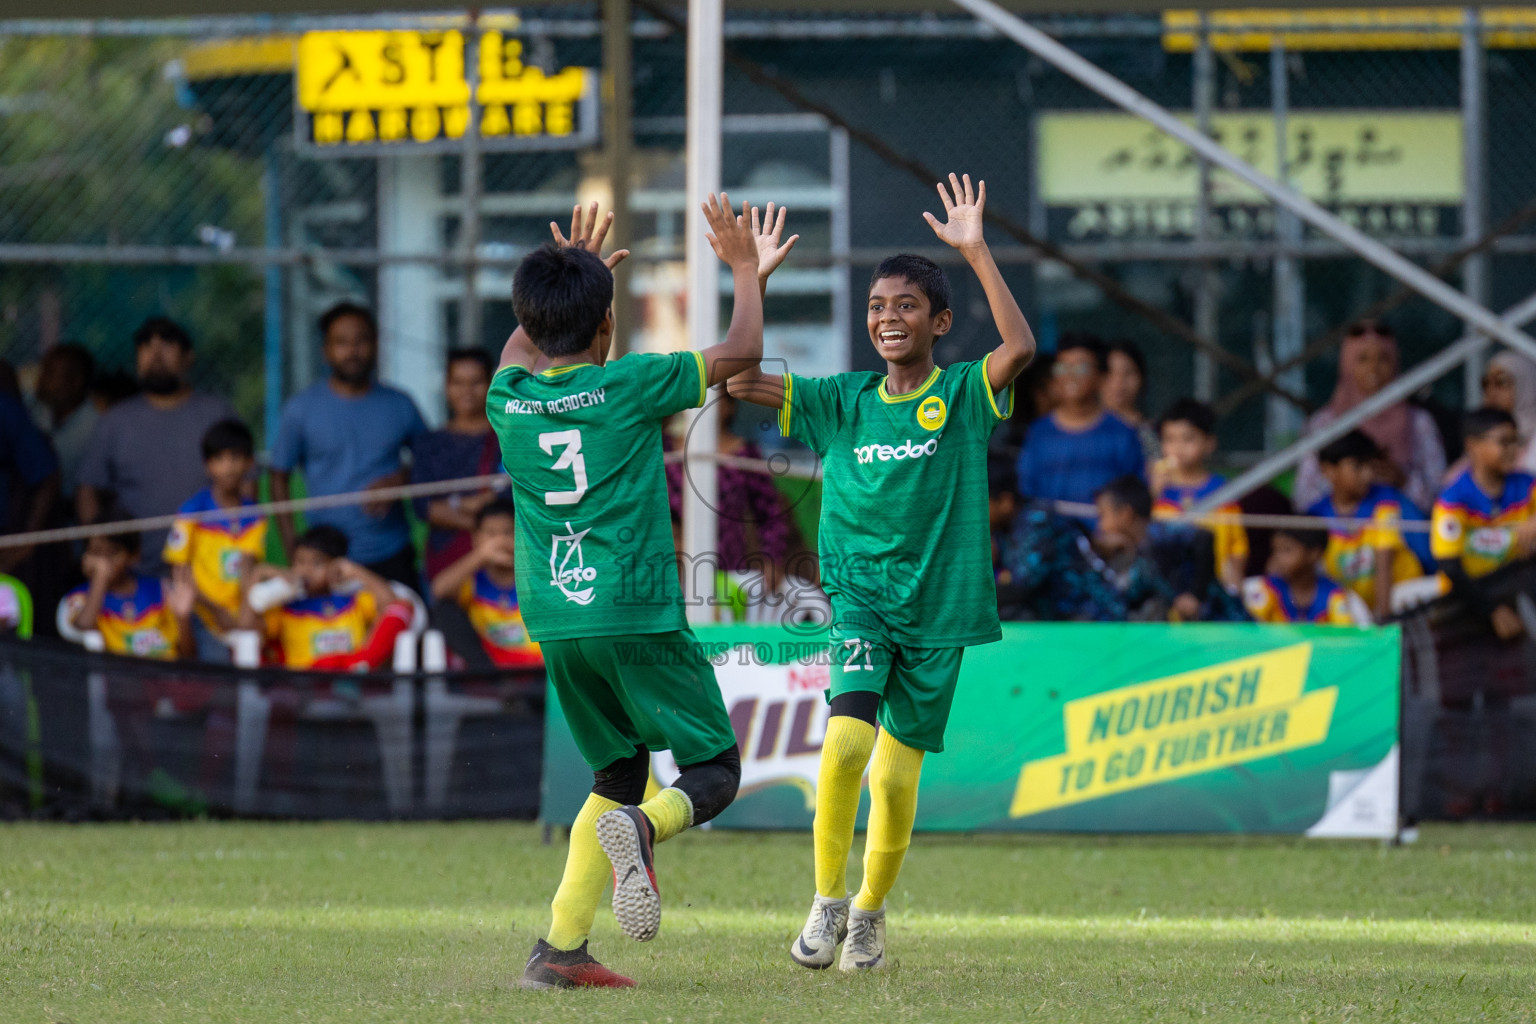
[0,449,1428,550]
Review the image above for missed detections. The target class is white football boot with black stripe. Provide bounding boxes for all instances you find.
[790,894,850,969]
[839,904,887,971]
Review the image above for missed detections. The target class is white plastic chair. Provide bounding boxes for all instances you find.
[1390,576,1446,617]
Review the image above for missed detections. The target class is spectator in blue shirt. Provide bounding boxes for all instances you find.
[1015,334,1145,519]
[270,303,428,591]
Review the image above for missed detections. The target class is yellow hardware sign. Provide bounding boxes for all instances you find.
[296,30,594,150]
[1010,643,1336,818]
[1164,8,1536,52]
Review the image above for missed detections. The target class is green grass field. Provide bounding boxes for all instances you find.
[2,822,1534,1023]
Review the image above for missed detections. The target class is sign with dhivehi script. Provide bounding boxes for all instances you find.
[295,30,597,154]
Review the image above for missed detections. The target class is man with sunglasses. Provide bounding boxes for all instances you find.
[1014,333,1146,521]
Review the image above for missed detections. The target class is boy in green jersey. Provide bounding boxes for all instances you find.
[497,199,798,989]
[729,174,1036,971]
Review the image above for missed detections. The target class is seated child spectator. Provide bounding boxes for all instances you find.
[240,525,414,670]
[429,498,541,670]
[1094,475,1248,622]
[1307,430,1433,622]
[1432,407,1536,641]
[67,528,195,659]
[993,462,1125,621]
[162,420,266,663]
[1243,526,1370,626]
[1150,398,1247,591]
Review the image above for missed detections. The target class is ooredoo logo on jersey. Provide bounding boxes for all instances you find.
[852,438,939,465]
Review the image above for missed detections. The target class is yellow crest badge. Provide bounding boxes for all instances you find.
[916,395,947,431]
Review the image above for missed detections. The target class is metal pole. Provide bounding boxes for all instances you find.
[460,12,483,350]
[262,146,284,444]
[830,126,852,373]
[1269,37,1305,445]
[1192,14,1217,403]
[1461,7,1489,407]
[946,0,1536,367]
[683,0,722,622]
[602,0,635,356]
[1192,289,1536,514]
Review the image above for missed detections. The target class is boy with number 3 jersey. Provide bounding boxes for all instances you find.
[729,174,1036,971]
[490,199,797,989]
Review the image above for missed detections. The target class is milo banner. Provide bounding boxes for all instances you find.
[541,623,1401,837]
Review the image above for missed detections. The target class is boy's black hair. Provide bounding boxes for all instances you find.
[132,316,191,351]
[96,517,141,557]
[1107,339,1147,380]
[1056,331,1110,374]
[1317,429,1383,467]
[447,347,496,379]
[1158,397,1216,437]
[294,524,349,560]
[1274,525,1328,553]
[1464,405,1518,441]
[319,301,378,341]
[201,418,255,461]
[512,244,615,357]
[869,254,951,318]
[1095,474,1153,520]
[475,497,518,529]
[987,457,1019,500]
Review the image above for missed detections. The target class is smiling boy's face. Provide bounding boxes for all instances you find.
[866,276,951,367]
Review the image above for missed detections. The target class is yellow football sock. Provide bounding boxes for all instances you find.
[854,731,925,912]
[546,793,621,950]
[643,772,663,801]
[813,716,877,899]
[638,786,694,843]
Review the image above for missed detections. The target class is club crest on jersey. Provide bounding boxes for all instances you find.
[549,521,598,605]
[852,437,939,465]
[916,395,947,431]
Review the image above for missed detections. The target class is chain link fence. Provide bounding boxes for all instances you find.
[2,8,1535,455]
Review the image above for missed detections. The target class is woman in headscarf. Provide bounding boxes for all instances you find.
[1444,350,1536,479]
[1294,320,1446,512]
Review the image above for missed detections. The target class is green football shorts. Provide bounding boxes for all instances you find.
[542,627,738,771]
[828,630,966,754]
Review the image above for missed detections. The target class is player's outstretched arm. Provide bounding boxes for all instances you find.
[725,202,798,409]
[924,174,1036,393]
[698,192,767,389]
[498,202,632,373]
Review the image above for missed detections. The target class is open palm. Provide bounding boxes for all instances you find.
[752,202,799,279]
[551,201,630,270]
[923,173,986,251]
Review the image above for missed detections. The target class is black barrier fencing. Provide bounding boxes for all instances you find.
[1400,557,1536,821]
[0,638,544,821]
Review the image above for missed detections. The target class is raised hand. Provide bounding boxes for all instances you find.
[166,566,197,621]
[752,202,799,281]
[922,173,986,253]
[702,193,759,270]
[551,201,631,270]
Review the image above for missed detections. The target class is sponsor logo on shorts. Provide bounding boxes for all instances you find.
[852,437,939,465]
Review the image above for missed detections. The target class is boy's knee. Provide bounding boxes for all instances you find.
[591,748,650,805]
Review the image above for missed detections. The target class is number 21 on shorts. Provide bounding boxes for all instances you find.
[539,429,587,506]
[841,638,875,672]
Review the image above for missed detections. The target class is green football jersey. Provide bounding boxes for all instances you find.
[781,355,1013,648]
[486,351,706,641]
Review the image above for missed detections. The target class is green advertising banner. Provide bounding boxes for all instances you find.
[541,623,1401,837]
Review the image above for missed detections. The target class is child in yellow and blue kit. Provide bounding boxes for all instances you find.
[67,527,196,660]
[163,420,267,663]
[429,497,542,670]
[1432,407,1536,641]
[1151,398,1247,592]
[1244,526,1369,626]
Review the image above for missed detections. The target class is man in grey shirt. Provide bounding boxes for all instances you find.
[77,317,234,572]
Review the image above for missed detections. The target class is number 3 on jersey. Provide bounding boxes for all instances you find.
[539,429,588,506]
